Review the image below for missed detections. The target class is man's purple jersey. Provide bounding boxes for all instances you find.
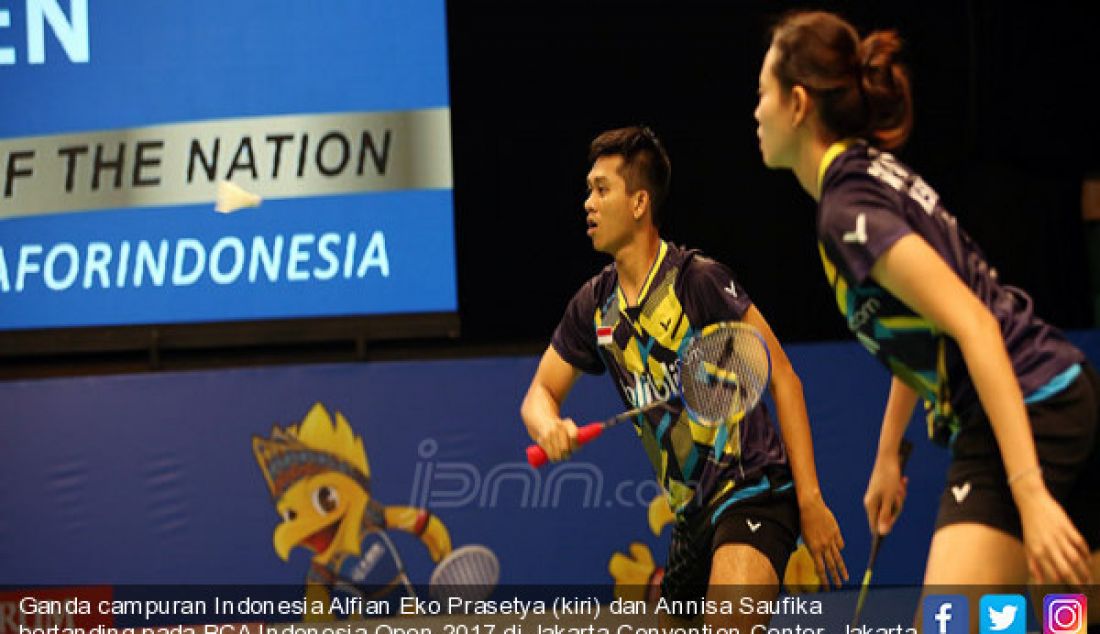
[551,241,789,516]
[817,141,1083,445]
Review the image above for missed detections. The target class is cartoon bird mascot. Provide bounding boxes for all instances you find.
[253,403,452,619]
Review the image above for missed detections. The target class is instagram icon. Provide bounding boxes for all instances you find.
[1044,594,1087,634]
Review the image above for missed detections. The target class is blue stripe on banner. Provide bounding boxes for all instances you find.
[0,190,457,328]
[0,1,450,137]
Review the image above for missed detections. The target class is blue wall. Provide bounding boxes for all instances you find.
[3,332,1098,591]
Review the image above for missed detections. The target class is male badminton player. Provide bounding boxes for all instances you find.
[520,126,846,627]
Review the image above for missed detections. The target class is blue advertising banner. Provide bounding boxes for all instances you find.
[0,338,953,587]
[0,0,456,329]
[3,332,1098,630]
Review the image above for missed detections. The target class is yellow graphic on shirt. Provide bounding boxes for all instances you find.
[817,242,959,444]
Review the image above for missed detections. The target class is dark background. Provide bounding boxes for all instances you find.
[6,0,1100,375]
[450,0,1099,348]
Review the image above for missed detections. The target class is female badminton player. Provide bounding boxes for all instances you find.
[752,8,1099,605]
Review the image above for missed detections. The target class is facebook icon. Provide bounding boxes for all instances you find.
[923,595,969,634]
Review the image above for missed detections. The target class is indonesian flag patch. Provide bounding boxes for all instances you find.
[596,326,614,347]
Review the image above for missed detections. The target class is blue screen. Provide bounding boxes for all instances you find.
[0,0,456,330]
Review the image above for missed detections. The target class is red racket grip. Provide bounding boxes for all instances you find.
[525,422,605,468]
[576,422,605,444]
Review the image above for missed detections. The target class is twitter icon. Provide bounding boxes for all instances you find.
[981,594,1027,634]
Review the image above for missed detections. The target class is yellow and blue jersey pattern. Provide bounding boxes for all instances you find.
[552,242,788,515]
[816,141,1083,445]
[817,241,960,444]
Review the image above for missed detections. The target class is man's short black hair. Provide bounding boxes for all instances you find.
[588,126,672,226]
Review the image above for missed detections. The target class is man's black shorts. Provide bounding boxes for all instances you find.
[661,466,800,602]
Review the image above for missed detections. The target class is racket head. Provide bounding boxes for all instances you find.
[680,321,771,427]
[428,544,500,602]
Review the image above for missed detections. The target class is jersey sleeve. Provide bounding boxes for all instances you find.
[550,278,606,375]
[680,255,753,326]
[819,170,914,285]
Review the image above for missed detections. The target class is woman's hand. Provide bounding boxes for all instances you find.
[1012,472,1093,587]
[863,453,908,536]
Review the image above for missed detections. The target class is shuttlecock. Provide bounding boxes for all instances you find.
[215,180,262,213]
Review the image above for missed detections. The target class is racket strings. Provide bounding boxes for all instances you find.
[681,326,769,426]
[429,545,500,602]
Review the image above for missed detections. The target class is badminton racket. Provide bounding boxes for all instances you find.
[526,321,771,467]
[330,529,417,601]
[428,544,500,602]
[331,542,500,607]
[850,437,914,627]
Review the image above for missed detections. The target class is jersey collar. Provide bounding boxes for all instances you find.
[617,240,668,309]
[817,139,855,195]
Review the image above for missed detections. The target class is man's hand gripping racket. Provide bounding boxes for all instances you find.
[526,322,772,467]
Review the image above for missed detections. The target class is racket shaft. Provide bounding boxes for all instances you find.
[525,398,678,468]
[851,440,913,626]
[851,530,882,626]
[864,536,883,577]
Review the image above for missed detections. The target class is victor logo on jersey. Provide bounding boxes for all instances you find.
[842,212,868,244]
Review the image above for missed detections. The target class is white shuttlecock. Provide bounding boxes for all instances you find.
[214,180,262,213]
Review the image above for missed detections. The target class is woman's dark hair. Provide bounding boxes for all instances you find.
[769,11,912,149]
